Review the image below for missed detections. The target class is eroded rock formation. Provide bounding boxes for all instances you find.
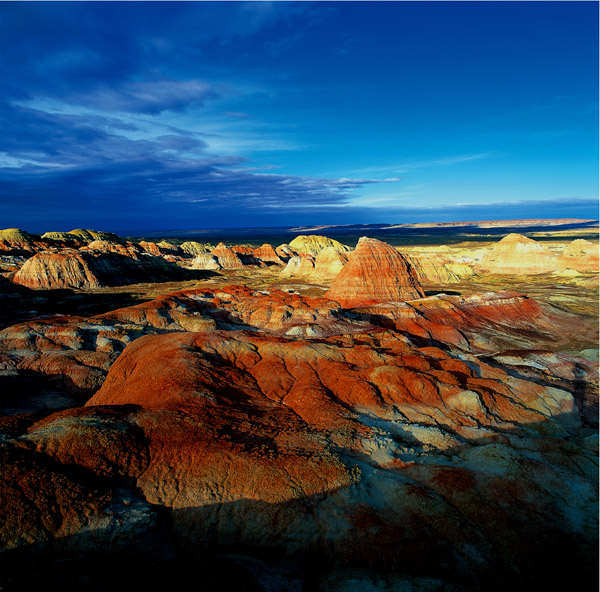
[12,249,183,290]
[288,234,351,256]
[0,282,596,589]
[211,243,244,269]
[325,236,424,306]
[559,239,599,272]
[475,233,558,275]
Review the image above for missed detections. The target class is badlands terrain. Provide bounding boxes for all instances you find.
[0,223,598,591]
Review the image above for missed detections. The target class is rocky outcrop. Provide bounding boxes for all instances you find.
[312,247,350,281]
[12,249,183,290]
[475,233,558,275]
[180,241,212,257]
[325,237,424,307]
[288,234,351,256]
[211,243,244,269]
[67,229,123,243]
[0,228,51,255]
[139,241,182,258]
[280,255,315,278]
[189,253,221,270]
[83,240,142,256]
[253,244,283,265]
[558,239,599,272]
[231,246,259,265]
[275,244,296,262]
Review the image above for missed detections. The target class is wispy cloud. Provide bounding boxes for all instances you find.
[336,153,495,177]
[65,79,221,114]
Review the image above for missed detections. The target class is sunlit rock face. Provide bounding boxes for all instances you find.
[179,241,212,257]
[252,243,284,265]
[0,228,54,255]
[189,253,221,270]
[475,233,558,275]
[211,243,244,269]
[288,234,351,256]
[311,247,350,281]
[280,254,316,278]
[325,236,424,306]
[11,249,182,290]
[82,240,142,256]
[558,239,599,272]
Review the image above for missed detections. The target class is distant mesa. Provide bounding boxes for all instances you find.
[83,239,142,257]
[325,236,424,307]
[288,234,351,256]
[139,240,182,257]
[475,233,558,275]
[12,248,183,290]
[67,228,124,243]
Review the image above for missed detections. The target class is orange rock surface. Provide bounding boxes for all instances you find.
[0,270,597,588]
[211,242,244,269]
[252,243,283,265]
[325,236,424,306]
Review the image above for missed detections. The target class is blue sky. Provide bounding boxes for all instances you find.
[0,1,598,232]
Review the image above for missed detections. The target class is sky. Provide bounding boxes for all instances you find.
[0,1,598,232]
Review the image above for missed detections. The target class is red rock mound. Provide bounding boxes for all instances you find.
[252,243,283,265]
[211,243,243,269]
[325,236,424,307]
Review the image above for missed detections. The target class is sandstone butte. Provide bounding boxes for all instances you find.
[288,234,351,256]
[82,239,142,256]
[189,253,221,270]
[325,236,425,307]
[475,233,558,275]
[558,239,599,273]
[211,242,244,269]
[179,241,212,257]
[231,246,260,265]
[252,243,284,265]
[406,252,475,284]
[280,254,316,278]
[11,248,183,290]
[67,228,123,243]
[281,247,349,282]
[0,283,597,589]
[312,246,350,281]
[139,240,182,257]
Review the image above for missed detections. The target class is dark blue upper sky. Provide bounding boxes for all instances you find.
[1,1,598,232]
